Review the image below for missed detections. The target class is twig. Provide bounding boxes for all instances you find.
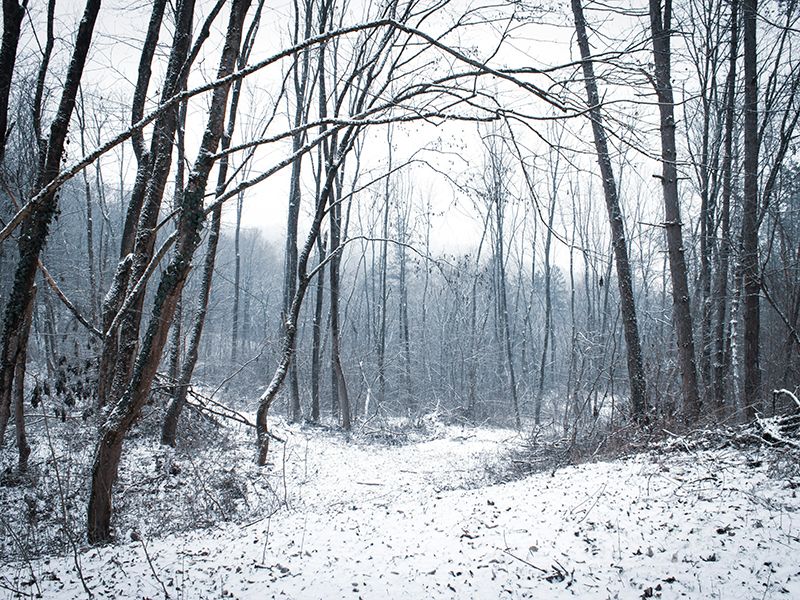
[502,547,548,573]
[42,400,90,599]
[773,389,800,411]
[132,532,169,599]
[185,454,229,520]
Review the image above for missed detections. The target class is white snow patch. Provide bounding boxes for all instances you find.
[2,425,798,599]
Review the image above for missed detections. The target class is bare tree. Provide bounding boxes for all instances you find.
[0,0,26,166]
[649,0,702,422]
[0,0,101,446]
[571,0,648,422]
[88,0,252,543]
[741,0,760,418]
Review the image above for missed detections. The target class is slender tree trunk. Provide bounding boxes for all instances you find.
[161,0,261,442]
[377,129,391,407]
[572,0,649,421]
[256,126,357,463]
[397,207,413,414]
[231,191,243,362]
[77,95,98,320]
[741,0,761,419]
[713,0,738,414]
[283,0,313,423]
[329,181,351,429]
[467,223,488,420]
[161,206,221,446]
[535,191,555,426]
[0,0,101,445]
[649,0,702,422]
[488,148,521,429]
[13,284,35,472]
[310,232,327,422]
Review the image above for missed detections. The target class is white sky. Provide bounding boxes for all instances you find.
[17,0,701,272]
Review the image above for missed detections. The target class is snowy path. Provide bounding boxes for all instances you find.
[2,426,799,599]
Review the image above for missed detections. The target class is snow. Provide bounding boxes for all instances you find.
[2,423,799,599]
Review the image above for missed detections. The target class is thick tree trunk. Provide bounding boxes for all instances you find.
[96,0,176,408]
[0,0,26,166]
[88,0,250,543]
[101,0,196,409]
[741,0,761,419]
[649,0,702,422]
[572,0,649,422]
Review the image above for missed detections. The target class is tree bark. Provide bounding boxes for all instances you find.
[0,0,27,166]
[310,232,327,423]
[88,0,251,543]
[13,284,35,472]
[741,0,761,419]
[571,0,649,422]
[649,0,702,422]
[0,0,101,445]
[713,0,738,413]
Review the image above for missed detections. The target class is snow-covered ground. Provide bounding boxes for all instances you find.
[2,423,799,599]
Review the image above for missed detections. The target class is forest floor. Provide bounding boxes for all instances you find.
[1,416,800,599]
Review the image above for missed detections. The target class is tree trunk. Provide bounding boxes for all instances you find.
[231,191,243,362]
[741,0,761,419]
[397,207,413,414]
[377,129,392,408]
[535,190,555,426]
[13,284,35,472]
[96,0,176,408]
[161,206,221,447]
[88,0,251,543]
[329,180,351,429]
[571,0,649,422]
[0,0,26,166]
[0,0,101,445]
[649,0,702,422]
[713,0,738,414]
[161,0,261,442]
[257,127,355,463]
[310,232,327,423]
[106,0,196,405]
[283,0,313,423]
[487,143,521,429]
